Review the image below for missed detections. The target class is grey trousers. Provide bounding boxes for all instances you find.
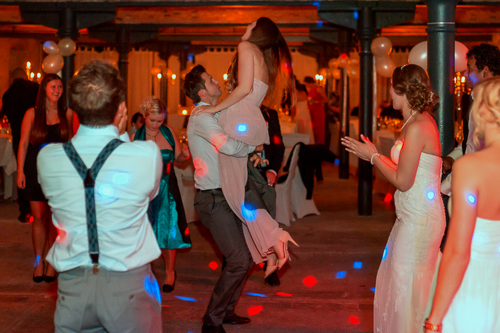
[194,189,253,326]
[54,264,162,333]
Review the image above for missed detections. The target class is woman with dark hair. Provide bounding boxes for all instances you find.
[131,96,191,293]
[194,17,298,276]
[342,64,445,332]
[17,73,73,283]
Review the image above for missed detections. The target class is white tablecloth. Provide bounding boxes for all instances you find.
[0,134,17,199]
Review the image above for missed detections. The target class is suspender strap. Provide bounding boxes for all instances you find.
[62,139,123,272]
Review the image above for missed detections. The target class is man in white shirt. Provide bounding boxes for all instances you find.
[184,65,260,333]
[37,60,163,333]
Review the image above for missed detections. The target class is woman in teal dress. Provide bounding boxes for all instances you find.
[132,96,191,292]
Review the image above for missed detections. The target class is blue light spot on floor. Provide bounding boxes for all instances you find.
[237,124,247,133]
[143,276,161,304]
[247,292,267,297]
[241,203,257,221]
[98,184,114,198]
[382,245,388,260]
[334,159,339,165]
[112,172,130,185]
[426,190,435,201]
[467,194,476,204]
[176,296,197,302]
[370,287,376,292]
[353,262,363,269]
[336,271,346,279]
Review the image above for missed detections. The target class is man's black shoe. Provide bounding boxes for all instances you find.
[222,313,251,325]
[201,323,226,333]
[18,213,32,223]
[265,270,281,286]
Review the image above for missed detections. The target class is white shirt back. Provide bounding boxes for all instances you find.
[38,125,162,272]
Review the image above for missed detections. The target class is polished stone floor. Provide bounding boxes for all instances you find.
[0,164,395,333]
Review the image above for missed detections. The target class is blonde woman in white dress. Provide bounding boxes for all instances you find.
[424,77,500,333]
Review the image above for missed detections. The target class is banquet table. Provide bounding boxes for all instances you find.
[0,134,17,200]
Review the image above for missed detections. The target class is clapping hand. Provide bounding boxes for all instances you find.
[191,105,218,116]
[341,134,378,162]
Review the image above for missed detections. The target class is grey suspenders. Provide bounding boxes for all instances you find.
[62,139,123,274]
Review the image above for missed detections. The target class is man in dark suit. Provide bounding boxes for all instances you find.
[2,68,39,222]
[260,104,285,286]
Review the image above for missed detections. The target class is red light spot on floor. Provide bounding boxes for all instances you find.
[209,261,218,270]
[302,276,317,287]
[349,316,360,325]
[184,228,189,236]
[258,263,265,269]
[384,193,393,203]
[193,157,208,177]
[247,306,263,316]
[276,292,293,297]
[273,135,282,145]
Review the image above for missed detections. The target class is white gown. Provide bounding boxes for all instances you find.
[442,217,500,332]
[374,140,445,333]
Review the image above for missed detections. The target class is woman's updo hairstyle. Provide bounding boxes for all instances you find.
[392,64,439,113]
[139,96,167,118]
[470,77,500,148]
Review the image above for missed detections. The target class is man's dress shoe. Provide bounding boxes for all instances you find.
[201,323,226,333]
[222,313,251,325]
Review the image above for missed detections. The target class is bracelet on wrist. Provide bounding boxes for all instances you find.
[370,153,381,165]
[423,318,442,332]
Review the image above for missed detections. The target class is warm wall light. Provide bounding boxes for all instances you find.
[157,73,162,79]
[182,109,188,115]
[26,62,31,69]
[30,72,34,79]
[223,73,228,81]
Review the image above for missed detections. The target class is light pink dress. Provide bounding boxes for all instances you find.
[217,78,282,263]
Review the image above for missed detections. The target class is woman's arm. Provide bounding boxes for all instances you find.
[66,108,74,138]
[169,126,190,163]
[374,123,423,192]
[198,41,256,114]
[426,156,478,330]
[17,108,34,189]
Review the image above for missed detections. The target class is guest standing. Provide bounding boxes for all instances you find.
[17,73,73,282]
[294,79,314,143]
[2,68,39,222]
[425,77,500,333]
[342,64,445,333]
[132,96,191,292]
[304,76,327,144]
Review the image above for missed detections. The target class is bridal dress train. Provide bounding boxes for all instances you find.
[441,217,500,333]
[374,140,445,333]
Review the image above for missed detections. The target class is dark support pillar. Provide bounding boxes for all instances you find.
[338,30,352,179]
[425,0,459,156]
[117,27,129,99]
[357,6,375,215]
[58,6,77,106]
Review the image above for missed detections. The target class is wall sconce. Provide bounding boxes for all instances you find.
[223,73,228,81]
[157,73,162,79]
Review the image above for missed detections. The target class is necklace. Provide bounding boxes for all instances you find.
[146,130,160,141]
[400,111,416,131]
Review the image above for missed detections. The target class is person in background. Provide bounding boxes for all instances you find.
[129,111,145,136]
[132,96,191,293]
[304,76,327,144]
[294,78,315,142]
[38,60,163,333]
[17,73,73,283]
[2,68,39,223]
[425,76,500,333]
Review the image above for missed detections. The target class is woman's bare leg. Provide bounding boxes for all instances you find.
[163,249,176,285]
[31,201,47,277]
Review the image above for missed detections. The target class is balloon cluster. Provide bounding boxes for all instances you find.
[372,37,395,78]
[328,53,359,79]
[408,41,468,72]
[42,38,76,74]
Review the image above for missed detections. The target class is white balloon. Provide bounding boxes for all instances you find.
[408,41,428,71]
[43,41,59,55]
[338,55,350,68]
[371,37,392,57]
[375,56,396,78]
[328,58,338,69]
[347,63,359,79]
[332,68,341,80]
[455,41,468,72]
[58,38,76,57]
[42,54,64,74]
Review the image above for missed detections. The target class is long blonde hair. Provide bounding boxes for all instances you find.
[226,17,295,107]
[471,77,500,148]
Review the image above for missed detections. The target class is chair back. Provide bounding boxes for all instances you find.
[284,144,300,189]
